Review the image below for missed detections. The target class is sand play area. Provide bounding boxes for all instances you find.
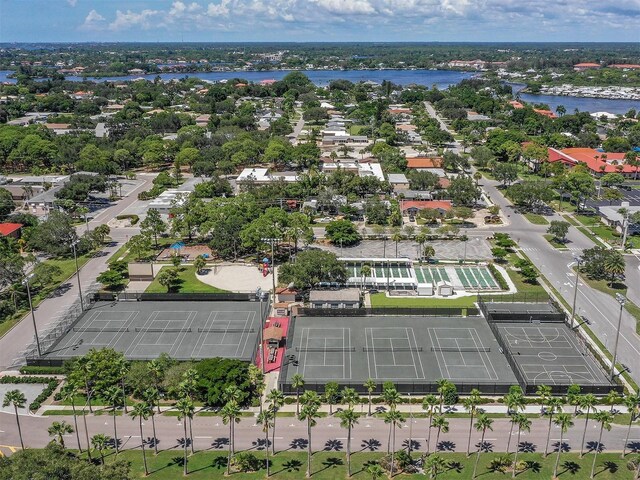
[196,264,275,292]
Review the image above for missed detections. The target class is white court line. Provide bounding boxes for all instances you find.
[405,328,420,379]
[410,328,426,379]
[469,328,498,381]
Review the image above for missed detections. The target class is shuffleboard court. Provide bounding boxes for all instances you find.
[282,316,517,391]
[40,300,266,362]
[496,323,611,387]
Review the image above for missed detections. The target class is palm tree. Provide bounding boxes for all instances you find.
[175,396,194,476]
[472,413,494,479]
[422,394,439,455]
[536,384,552,413]
[383,386,401,452]
[147,359,164,414]
[298,390,321,478]
[432,414,449,454]
[60,382,83,452]
[257,408,275,477]
[266,389,285,454]
[116,358,130,414]
[553,413,574,478]
[91,433,110,466]
[622,393,640,458]
[436,379,453,413]
[292,374,305,416]
[590,410,614,479]
[341,387,359,408]
[604,254,626,285]
[248,364,265,414]
[543,397,564,457]
[604,389,621,413]
[364,379,376,416]
[337,407,360,477]
[130,403,151,476]
[361,264,372,291]
[504,389,525,454]
[47,420,74,448]
[424,453,448,479]
[391,230,404,258]
[512,413,531,477]
[463,389,482,456]
[221,399,241,475]
[142,387,160,455]
[367,464,385,480]
[384,409,406,477]
[103,385,122,455]
[579,393,597,457]
[3,389,26,449]
[423,245,436,263]
[324,382,339,415]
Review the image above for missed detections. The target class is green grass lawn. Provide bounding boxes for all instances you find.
[543,234,568,249]
[145,266,228,294]
[523,212,550,225]
[350,124,366,135]
[370,293,477,308]
[0,253,92,338]
[74,450,640,479]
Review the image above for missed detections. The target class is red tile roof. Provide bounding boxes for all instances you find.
[509,100,524,109]
[406,157,443,169]
[400,200,452,212]
[548,148,632,174]
[574,63,601,68]
[0,223,22,236]
[533,108,558,119]
[610,64,640,69]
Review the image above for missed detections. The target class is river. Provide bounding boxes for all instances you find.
[1,69,639,114]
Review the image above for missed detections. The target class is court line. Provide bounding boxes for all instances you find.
[193,311,216,358]
[405,328,420,379]
[365,327,372,379]
[409,327,426,379]
[427,328,446,379]
[470,328,498,381]
[433,329,452,378]
[234,310,251,357]
[171,311,197,358]
[238,311,256,359]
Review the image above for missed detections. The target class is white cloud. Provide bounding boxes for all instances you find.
[109,9,161,30]
[81,9,106,30]
[312,0,376,14]
[67,0,78,6]
[207,0,231,17]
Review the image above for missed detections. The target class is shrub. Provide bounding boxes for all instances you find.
[29,379,60,411]
[230,452,262,473]
[19,366,65,375]
[0,376,58,384]
[115,214,139,225]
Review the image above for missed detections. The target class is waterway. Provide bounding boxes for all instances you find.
[2,69,639,114]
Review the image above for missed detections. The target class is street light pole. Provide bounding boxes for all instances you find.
[23,274,42,357]
[257,288,265,375]
[570,257,582,329]
[261,237,281,297]
[611,293,626,380]
[72,241,84,311]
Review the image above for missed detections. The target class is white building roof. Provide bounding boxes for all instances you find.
[387,173,409,184]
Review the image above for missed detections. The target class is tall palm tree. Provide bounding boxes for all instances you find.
[384,409,406,477]
[116,358,130,414]
[579,393,597,457]
[130,403,151,476]
[91,433,110,466]
[604,389,621,413]
[324,382,339,415]
[175,396,194,476]
[47,420,74,448]
[364,379,376,416]
[60,382,83,452]
[361,264,372,291]
[221,399,241,475]
[432,414,449,454]
[535,384,552,414]
[553,413,574,478]
[341,387,359,408]
[383,386,401,452]
[422,394,439,455]
[80,360,95,413]
[103,385,122,455]
[298,390,321,478]
[3,389,26,449]
[543,397,564,457]
[147,359,164,414]
[504,389,525,454]
[391,230,404,258]
[436,379,453,413]
[291,374,305,416]
[622,393,640,458]
[337,407,359,477]
[257,408,275,477]
[604,254,625,286]
[463,389,482,456]
[590,410,614,479]
[266,389,285,454]
[512,413,531,478]
[472,413,494,479]
[248,364,265,414]
[142,387,160,455]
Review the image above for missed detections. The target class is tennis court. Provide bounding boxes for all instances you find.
[39,300,265,362]
[496,323,611,387]
[282,316,517,391]
[414,265,499,290]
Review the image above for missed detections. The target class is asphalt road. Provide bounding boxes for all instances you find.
[0,175,151,371]
[1,411,638,455]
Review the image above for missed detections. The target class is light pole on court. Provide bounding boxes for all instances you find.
[570,256,583,329]
[611,293,626,380]
[261,237,281,297]
[71,240,84,311]
[256,287,265,375]
[23,273,42,357]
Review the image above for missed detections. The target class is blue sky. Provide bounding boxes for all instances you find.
[0,0,639,42]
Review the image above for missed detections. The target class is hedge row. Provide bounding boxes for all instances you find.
[19,366,65,375]
[488,262,509,290]
[29,380,60,411]
[0,376,58,384]
[115,214,139,225]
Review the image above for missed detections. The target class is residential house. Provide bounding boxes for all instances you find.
[598,205,640,234]
[573,63,601,71]
[400,200,453,217]
[0,223,22,239]
[387,173,410,192]
[547,147,636,177]
[321,159,385,182]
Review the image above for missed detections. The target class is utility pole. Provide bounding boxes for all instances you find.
[570,256,582,329]
[23,274,42,357]
[611,293,626,380]
[261,237,281,297]
[72,240,85,311]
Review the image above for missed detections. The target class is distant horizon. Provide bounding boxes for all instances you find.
[1,0,639,43]
[1,41,639,46]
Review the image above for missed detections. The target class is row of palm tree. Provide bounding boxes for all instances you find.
[4,382,640,479]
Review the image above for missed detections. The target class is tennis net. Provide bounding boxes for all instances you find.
[431,346,490,352]
[362,347,423,352]
[73,327,129,332]
[197,328,255,333]
[134,327,192,333]
[295,347,356,352]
